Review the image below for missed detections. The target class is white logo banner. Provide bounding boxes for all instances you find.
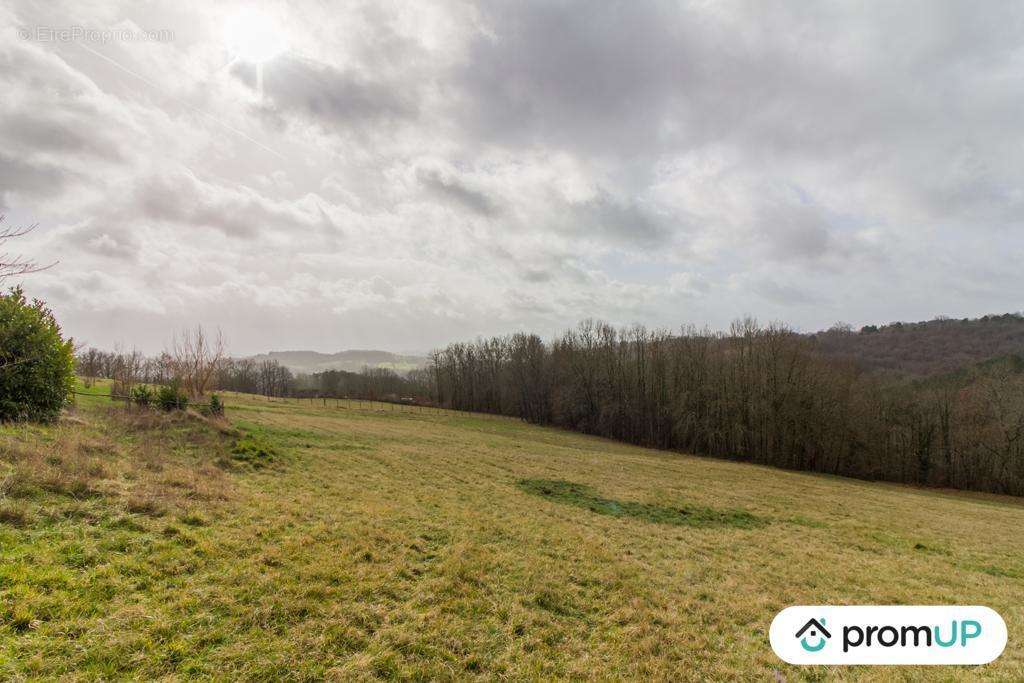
[770,606,1007,665]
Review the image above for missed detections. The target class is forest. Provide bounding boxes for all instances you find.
[815,313,1024,376]
[426,319,1024,496]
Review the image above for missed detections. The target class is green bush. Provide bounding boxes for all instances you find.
[208,394,224,417]
[131,385,154,407]
[157,382,188,411]
[0,287,75,422]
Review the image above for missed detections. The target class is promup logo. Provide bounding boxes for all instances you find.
[770,606,1006,665]
[795,618,830,652]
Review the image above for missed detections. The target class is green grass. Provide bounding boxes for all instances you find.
[229,432,279,467]
[1,389,1023,679]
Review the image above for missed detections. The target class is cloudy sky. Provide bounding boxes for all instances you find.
[3,1,1023,354]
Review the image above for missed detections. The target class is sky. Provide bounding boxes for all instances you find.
[2,1,1023,355]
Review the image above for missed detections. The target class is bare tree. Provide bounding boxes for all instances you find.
[0,215,53,284]
[168,325,226,398]
[109,345,145,397]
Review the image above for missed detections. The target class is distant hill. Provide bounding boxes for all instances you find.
[251,349,429,375]
[812,313,1024,376]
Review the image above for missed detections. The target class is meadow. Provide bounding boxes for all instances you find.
[1,385,1022,680]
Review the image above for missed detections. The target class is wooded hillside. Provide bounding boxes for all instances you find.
[429,319,1024,496]
[814,313,1024,376]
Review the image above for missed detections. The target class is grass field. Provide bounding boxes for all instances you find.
[1,387,1022,680]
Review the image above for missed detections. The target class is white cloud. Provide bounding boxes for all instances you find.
[4,0,1023,354]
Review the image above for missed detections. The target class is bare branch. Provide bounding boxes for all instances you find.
[0,215,57,284]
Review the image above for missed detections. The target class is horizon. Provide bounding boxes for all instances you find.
[71,308,1024,359]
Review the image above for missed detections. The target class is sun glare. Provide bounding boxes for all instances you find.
[223,9,288,63]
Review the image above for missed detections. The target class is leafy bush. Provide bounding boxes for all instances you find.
[0,287,75,422]
[157,383,188,411]
[131,385,154,407]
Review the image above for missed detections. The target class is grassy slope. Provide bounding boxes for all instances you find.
[1,391,1023,680]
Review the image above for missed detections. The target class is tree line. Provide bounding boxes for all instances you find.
[76,327,227,399]
[75,317,1024,496]
[75,349,427,402]
[427,319,1024,496]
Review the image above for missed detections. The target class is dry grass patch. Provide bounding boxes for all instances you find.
[0,427,110,500]
[0,503,30,527]
[0,406,233,519]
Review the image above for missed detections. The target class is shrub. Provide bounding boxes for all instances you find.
[208,394,224,417]
[131,385,154,407]
[157,382,188,411]
[0,287,75,422]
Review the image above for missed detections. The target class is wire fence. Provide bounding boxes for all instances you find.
[72,390,140,401]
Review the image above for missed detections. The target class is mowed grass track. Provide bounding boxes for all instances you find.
[3,393,1024,680]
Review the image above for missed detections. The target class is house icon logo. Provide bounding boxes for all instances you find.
[795,617,831,652]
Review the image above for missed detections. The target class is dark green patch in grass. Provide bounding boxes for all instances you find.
[517,478,766,529]
[231,433,277,466]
